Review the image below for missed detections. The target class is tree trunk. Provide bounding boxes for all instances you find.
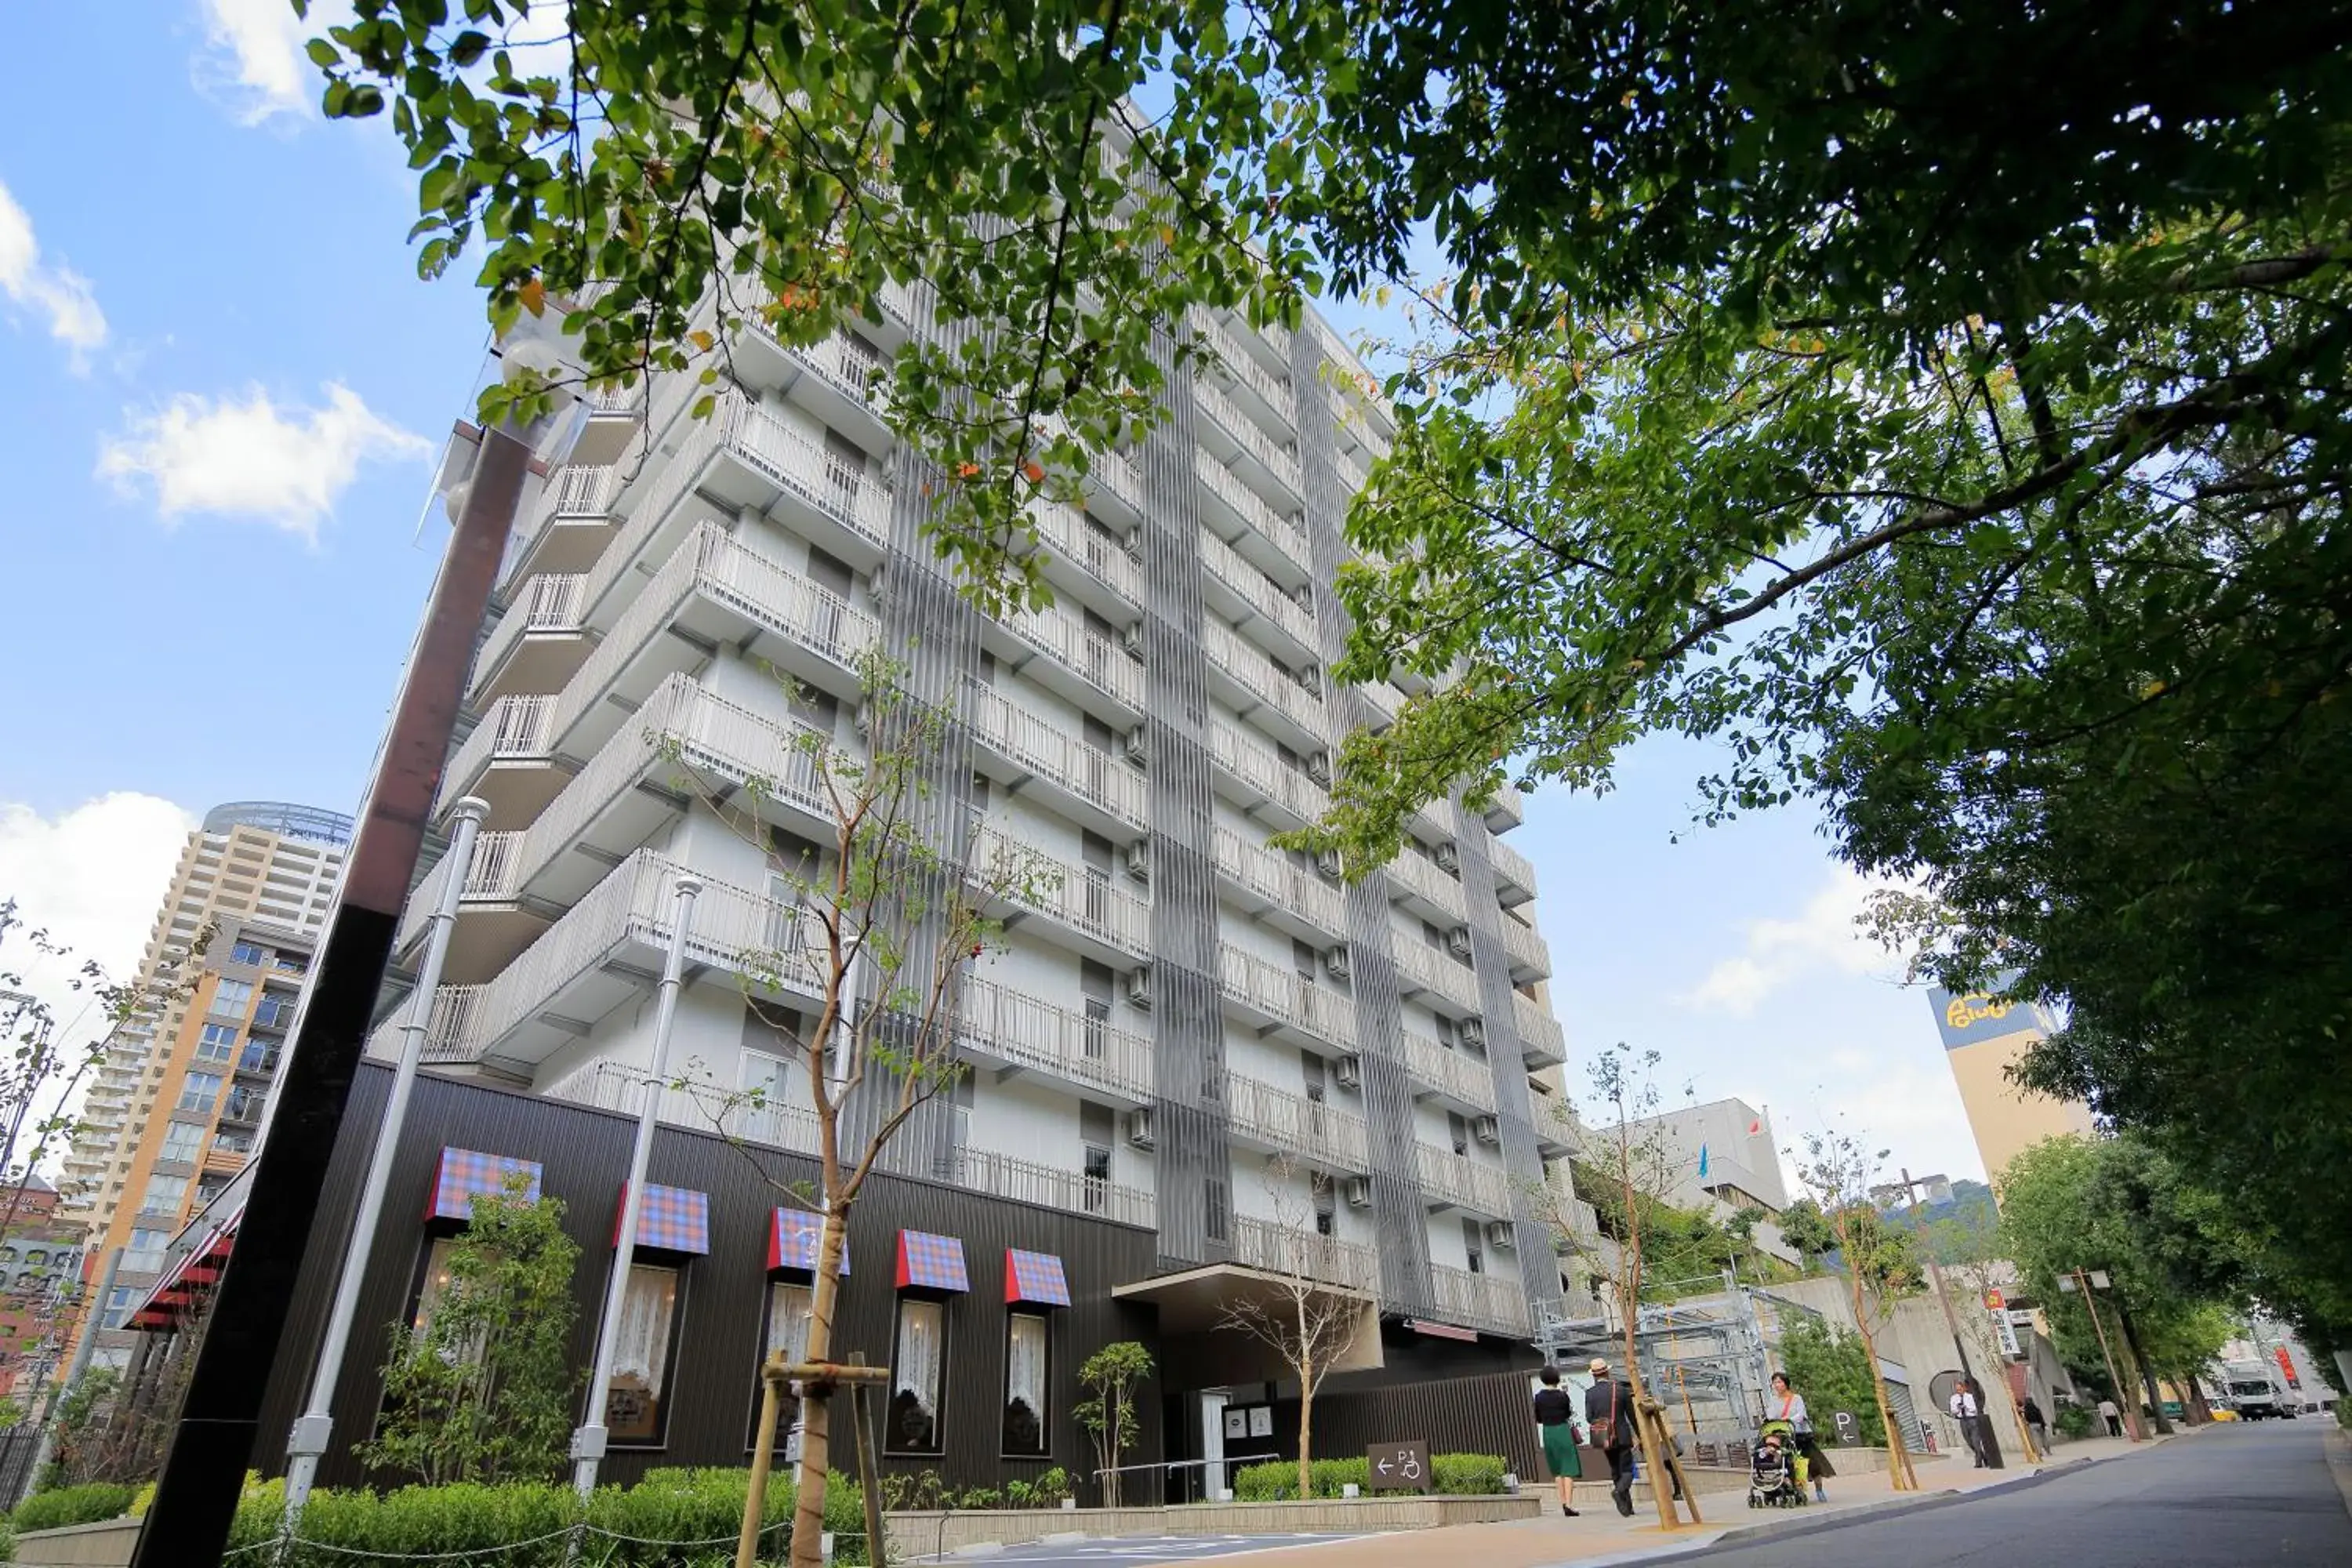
[1297,1374,1314,1501]
[788,1214,848,1568]
[1843,1272,1916,1490]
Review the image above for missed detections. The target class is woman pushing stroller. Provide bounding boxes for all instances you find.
[1767,1371,1833,1502]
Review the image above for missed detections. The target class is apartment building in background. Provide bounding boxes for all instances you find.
[1927,975,2096,1191]
[0,1174,85,1398]
[59,804,347,1370]
[1609,1096,1799,1267]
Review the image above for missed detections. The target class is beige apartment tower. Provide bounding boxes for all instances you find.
[1927,978,2096,1189]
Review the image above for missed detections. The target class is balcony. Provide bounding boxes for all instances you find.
[1211,823,1345,942]
[730,300,891,446]
[1214,943,1356,1053]
[470,572,590,703]
[1196,314,1295,434]
[1196,379,1302,503]
[1198,527,1316,662]
[1489,837,1537,906]
[1485,781,1525,833]
[1390,938,1481,1018]
[1029,499,1142,615]
[1195,450,1308,580]
[1203,620,1325,752]
[1414,1142,1514,1218]
[967,817,1152,960]
[549,524,879,761]
[1221,1075,1370,1173]
[249,996,299,1032]
[967,681,1149,837]
[623,392,895,579]
[1430,1261,1530,1335]
[1399,1032,1496,1115]
[1499,913,1552,982]
[392,828,550,983]
[566,382,648,468]
[986,601,1145,722]
[1513,993,1567,1068]
[434,694,563,825]
[1384,848,1467,924]
[949,975,1153,1106]
[234,1043,281,1078]
[1232,1214,1378,1294]
[953,1145,1156,1231]
[505,465,620,585]
[546,1058,825,1156]
[1207,718,1328,832]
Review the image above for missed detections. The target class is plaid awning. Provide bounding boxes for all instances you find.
[1004,1248,1072,1307]
[430,1147,543,1221]
[612,1181,711,1255]
[769,1208,848,1275]
[895,1229,969,1294]
[127,1207,242,1331]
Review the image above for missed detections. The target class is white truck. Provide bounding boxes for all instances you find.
[2216,1361,2295,1421]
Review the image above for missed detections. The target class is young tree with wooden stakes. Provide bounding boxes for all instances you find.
[650,648,1051,1568]
[1215,1156,1371,1501]
[1793,1130,1922,1491]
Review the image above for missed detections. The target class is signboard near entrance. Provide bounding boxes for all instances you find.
[1367,1440,1432,1493]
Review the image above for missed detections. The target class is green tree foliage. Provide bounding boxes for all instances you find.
[1074,1341,1152,1508]
[1775,1200,1835,1273]
[1773,1316,1885,1448]
[357,1175,581,1486]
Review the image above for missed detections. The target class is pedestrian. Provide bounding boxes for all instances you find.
[2022,1395,2049,1452]
[1768,1370,1834,1502]
[1949,1381,1987,1467]
[2098,1396,2122,1438]
[1533,1366,1584,1517]
[1583,1356,1639,1517]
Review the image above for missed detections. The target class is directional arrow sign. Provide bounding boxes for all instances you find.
[1366,1440,1432,1493]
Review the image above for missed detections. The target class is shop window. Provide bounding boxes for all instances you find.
[604,1261,687,1447]
[753,1279,815,1452]
[885,1298,946,1455]
[1003,1312,1050,1457]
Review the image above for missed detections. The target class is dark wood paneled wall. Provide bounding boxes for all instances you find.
[252,1065,1164,1493]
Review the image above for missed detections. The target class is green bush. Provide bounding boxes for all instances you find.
[1231,1452,1508,1501]
[2054,1404,2096,1439]
[9,1483,137,1533]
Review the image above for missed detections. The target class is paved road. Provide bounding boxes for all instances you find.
[1669,1421,2350,1566]
[902,1532,1362,1564]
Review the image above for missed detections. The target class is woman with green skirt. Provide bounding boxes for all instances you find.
[1534,1365,1585,1516]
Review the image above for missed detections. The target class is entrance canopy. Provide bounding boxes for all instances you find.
[1114,1263,1385,1381]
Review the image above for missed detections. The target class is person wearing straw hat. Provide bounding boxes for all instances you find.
[1582,1356,1639,1516]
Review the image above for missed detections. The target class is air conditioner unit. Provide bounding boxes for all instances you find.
[1123,724,1149,766]
[1446,927,1474,960]
[852,702,875,738]
[1294,663,1323,695]
[1127,1108,1157,1149]
[1473,1115,1501,1146]
[1121,621,1147,657]
[1457,1018,1486,1051]
[1344,1176,1373,1210]
[1485,1220,1517,1250]
[1433,842,1461,874]
[1305,750,1332,785]
[1291,584,1314,612]
[1123,841,1152,884]
[1314,849,1344,880]
[1125,967,1153,1010]
[1123,526,1143,554]
[1333,1054,1363,1091]
[1323,946,1352,981]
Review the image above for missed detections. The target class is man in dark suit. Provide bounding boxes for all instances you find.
[1583,1356,1639,1516]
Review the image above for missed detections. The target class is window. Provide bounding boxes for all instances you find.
[740,1047,798,1146]
[209,979,254,1018]
[139,1174,189,1216]
[178,1072,223,1114]
[887,1298,946,1454]
[229,942,266,966]
[605,1262,684,1446]
[196,1023,238,1062]
[1081,1145,1112,1215]
[1004,1313,1050,1456]
[1205,1178,1229,1243]
[273,954,307,975]
[103,1287,134,1330]
[412,1236,461,1336]
[756,1279,815,1450]
[158,1122,205,1165]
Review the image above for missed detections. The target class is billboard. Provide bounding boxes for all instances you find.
[1927,971,2056,1051]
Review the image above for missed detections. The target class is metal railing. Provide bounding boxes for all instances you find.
[949,975,1154,1102]
[1001,601,1145,710]
[1203,620,1325,739]
[1384,848,1467,920]
[1414,1142,1514,1217]
[1231,1214,1378,1293]
[967,817,1152,953]
[1430,1261,1530,1334]
[1489,838,1537,905]
[952,1145,1156,1230]
[1207,718,1328,825]
[1221,1075,1370,1171]
[1197,316,1294,423]
[1210,824,1344,935]
[1391,937,1481,1013]
[1499,913,1552,977]
[1399,1032,1496,1112]
[1514,993,1567,1065]
[1083,443,1145,512]
[967,681,1148,829]
[717,390,894,546]
[399,829,526,949]
[472,572,586,691]
[543,1058,826,1156]
[1196,379,1302,494]
[1195,449,1308,569]
[1214,943,1356,1050]
[1031,499,1143,604]
[436,694,557,815]
[1197,526,1314,648]
[1486,781,1526,832]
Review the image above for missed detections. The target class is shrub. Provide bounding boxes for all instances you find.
[10,1483,137,1533]
[2053,1404,2096,1439]
[1232,1452,1508,1501]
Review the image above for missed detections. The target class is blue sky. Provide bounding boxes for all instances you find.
[0,2,1994,1188]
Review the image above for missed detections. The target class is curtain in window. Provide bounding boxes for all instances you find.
[605,1264,678,1442]
[757,1282,816,1456]
[887,1299,945,1453]
[1004,1314,1048,1456]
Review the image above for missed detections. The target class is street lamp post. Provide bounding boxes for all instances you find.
[2059,1269,2140,1441]
[1887,1170,2013,1468]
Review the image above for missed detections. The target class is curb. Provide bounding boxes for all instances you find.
[2325,1429,2352,1525]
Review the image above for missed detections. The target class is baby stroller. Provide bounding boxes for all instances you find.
[1748,1420,1809,1509]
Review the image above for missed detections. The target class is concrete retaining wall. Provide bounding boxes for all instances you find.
[883,1494,1541,1556]
[9,1518,141,1568]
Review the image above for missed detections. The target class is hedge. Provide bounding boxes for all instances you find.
[7,1482,138,1534]
[1232,1453,1508,1501]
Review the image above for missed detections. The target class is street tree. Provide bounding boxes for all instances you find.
[1074,1341,1153,1508]
[1776,1200,1836,1276]
[1215,1157,1370,1501]
[1793,1131,1920,1490]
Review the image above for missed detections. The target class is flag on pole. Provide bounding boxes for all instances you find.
[1697,1143,1710,1179]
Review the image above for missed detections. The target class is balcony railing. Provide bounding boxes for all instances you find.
[1430,1261,1530,1334]
[1221,1074,1370,1171]
[474,572,587,689]
[1000,602,1145,711]
[545,1058,826,1156]
[1207,719,1328,827]
[1032,500,1142,605]
[1399,1032,1496,1112]
[1513,993,1567,1067]
[437,694,557,815]
[949,976,1154,1103]
[1485,781,1525,833]
[1083,444,1145,514]
[1203,620,1325,741]
[1215,943,1356,1050]
[967,681,1148,830]
[1198,527,1315,650]
[967,818,1152,954]
[952,1145,1156,1231]
[1232,1214,1378,1294]
[1384,849,1467,921]
[738,283,890,406]
[1499,914,1552,978]
[1210,824,1345,935]
[1195,450,1308,570]
[1391,938,1481,1014]
[1414,1142,1514,1218]
[399,829,526,949]
[1199,317,1294,424]
[1197,379,1302,495]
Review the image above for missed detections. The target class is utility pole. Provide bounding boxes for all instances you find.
[2109,1298,2176,1436]
[1889,1170,2011,1468]
[2063,1269,2140,1441]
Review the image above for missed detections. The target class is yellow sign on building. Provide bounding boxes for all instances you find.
[1926,976,2095,1192]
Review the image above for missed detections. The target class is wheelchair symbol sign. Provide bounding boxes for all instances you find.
[1367,1440,1432,1492]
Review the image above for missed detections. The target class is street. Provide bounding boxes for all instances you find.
[1673,1422,2350,1566]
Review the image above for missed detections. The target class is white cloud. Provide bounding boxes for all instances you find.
[0,175,107,369]
[1681,864,1899,1016]
[194,0,318,126]
[1,793,195,1041]
[98,383,431,541]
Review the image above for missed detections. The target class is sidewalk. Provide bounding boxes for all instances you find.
[1235,1432,2182,1568]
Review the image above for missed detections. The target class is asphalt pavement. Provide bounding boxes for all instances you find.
[1662,1419,2350,1566]
[901,1532,1363,1564]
